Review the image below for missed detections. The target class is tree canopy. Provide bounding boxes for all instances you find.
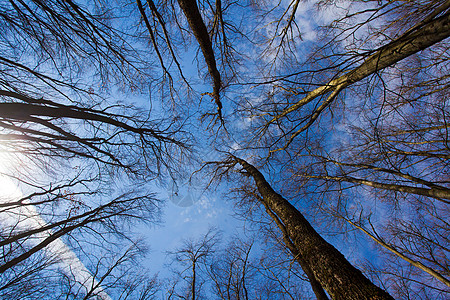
[0,0,449,299]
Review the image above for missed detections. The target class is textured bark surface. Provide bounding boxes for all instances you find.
[262,201,329,300]
[234,157,394,300]
[177,0,222,118]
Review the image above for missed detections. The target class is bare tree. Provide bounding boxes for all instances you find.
[207,155,393,299]
[242,0,450,152]
[207,235,254,300]
[0,1,186,297]
[166,228,221,299]
[0,239,160,299]
[3,0,450,298]
[226,1,450,298]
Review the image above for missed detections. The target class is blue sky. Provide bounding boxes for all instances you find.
[1,0,449,298]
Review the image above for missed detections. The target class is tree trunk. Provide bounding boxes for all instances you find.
[234,156,394,300]
[192,260,196,300]
[176,0,222,118]
[260,195,329,300]
[270,11,450,124]
[306,175,450,204]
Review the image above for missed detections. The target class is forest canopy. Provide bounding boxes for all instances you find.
[0,0,449,299]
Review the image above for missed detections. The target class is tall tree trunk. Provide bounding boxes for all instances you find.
[233,156,394,299]
[176,0,222,119]
[258,193,329,299]
[192,260,196,300]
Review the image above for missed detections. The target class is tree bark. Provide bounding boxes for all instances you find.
[261,200,329,300]
[269,10,450,132]
[233,156,394,300]
[176,0,222,119]
[192,260,196,300]
[306,175,450,204]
